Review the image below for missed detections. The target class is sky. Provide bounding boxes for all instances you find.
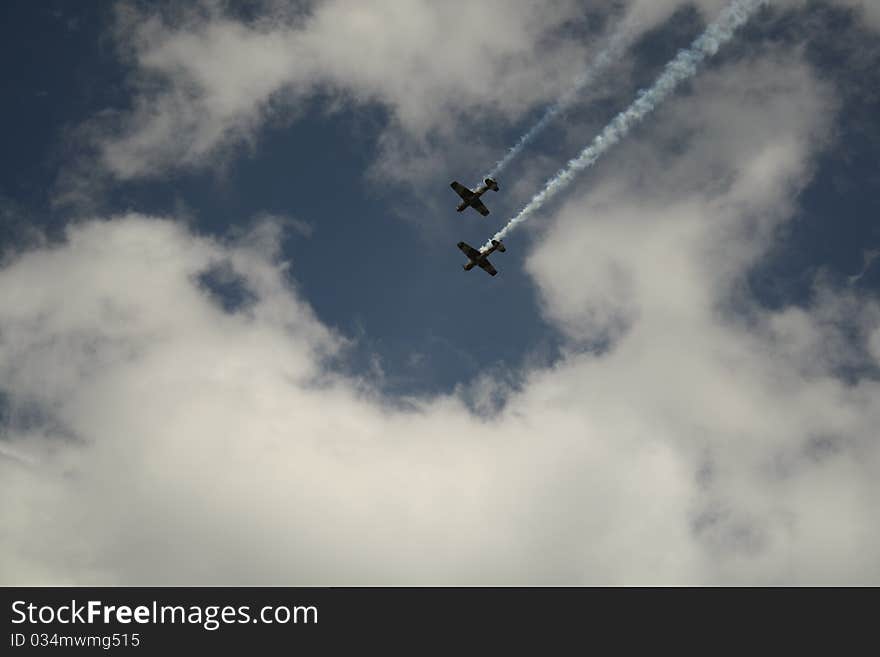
[1,0,879,585]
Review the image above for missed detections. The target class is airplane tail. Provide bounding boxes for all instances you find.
[491,239,506,253]
[485,178,500,192]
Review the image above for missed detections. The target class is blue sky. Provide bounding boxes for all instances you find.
[2,0,880,584]
[2,0,570,394]
[3,1,877,395]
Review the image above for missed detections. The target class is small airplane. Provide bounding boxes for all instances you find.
[450,177,500,216]
[458,239,506,277]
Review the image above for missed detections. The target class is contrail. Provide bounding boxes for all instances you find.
[485,0,767,250]
[482,30,629,182]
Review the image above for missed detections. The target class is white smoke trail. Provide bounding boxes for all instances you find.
[483,30,629,183]
[485,0,767,250]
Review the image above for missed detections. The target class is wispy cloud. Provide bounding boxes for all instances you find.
[488,0,767,248]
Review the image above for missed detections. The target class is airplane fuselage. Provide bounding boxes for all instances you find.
[460,240,505,272]
[456,182,490,212]
[477,241,502,260]
[457,238,505,276]
[451,178,499,215]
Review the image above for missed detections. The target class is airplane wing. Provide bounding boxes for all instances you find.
[470,198,490,216]
[478,259,498,276]
[457,241,481,260]
[451,181,474,201]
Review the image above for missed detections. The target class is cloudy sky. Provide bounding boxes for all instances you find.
[2,0,879,585]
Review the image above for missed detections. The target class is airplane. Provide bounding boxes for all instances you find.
[458,239,506,277]
[450,177,500,216]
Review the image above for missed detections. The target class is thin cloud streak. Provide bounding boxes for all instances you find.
[486,0,768,250]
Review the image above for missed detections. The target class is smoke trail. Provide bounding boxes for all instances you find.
[485,0,767,250]
[483,31,629,182]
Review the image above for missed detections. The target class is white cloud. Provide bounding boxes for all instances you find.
[5,63,880,582]
[5,2,880,585]
[83,0,777,187]
[57,0,880,196]
[527,53,834,342]
[0,214,705,584]
[870,328,880,364]
[93,0,599,180]
[827,0,880,30]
